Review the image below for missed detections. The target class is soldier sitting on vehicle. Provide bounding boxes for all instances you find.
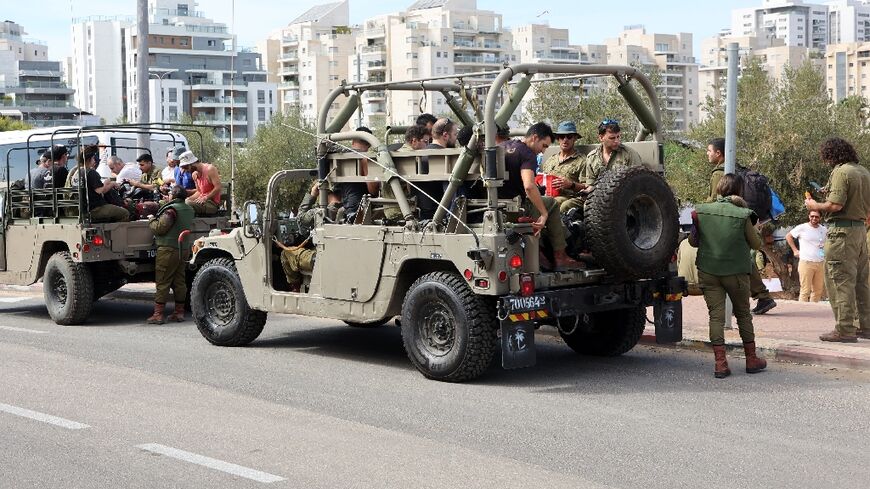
[128,153,163,200]
[380,125,429,221]
[75,145,130,222]
[582,119,642,187]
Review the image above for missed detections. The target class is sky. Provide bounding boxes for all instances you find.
[4,0,762,62]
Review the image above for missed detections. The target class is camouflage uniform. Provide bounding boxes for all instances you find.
[822,162,870,337]
[582,143,642,185]
[280,248,316,289]
[540,150,585,213]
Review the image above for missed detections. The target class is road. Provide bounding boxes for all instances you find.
[1,290,868,489]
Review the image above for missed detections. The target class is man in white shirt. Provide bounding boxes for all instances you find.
[786,211,827,302]
[114,157,142,183]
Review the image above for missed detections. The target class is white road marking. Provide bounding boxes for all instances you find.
[0,297,36,303]
[0,403,90,430]
[136,443,286,483]
[0,325,48,334]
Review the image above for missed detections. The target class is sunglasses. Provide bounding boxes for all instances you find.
[600,118,619,126]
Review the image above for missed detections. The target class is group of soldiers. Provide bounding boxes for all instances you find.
[275,115,646,290]
[690,136,870,379]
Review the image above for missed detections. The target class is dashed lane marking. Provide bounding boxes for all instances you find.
[0,325,48,334]
[0,297,38,303]
[136,444,285,484]
[0,403,90,430]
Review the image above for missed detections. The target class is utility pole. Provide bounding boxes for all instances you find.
[136,0,149,151]
[723,41,740,330]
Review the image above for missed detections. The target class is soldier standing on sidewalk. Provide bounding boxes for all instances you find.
[805,137,870,342]
[146,185,194,324]
[706,137,777,315]
[691,173,767,378]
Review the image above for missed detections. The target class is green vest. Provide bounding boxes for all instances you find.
[155,200,194,248]
[695,198,753,275]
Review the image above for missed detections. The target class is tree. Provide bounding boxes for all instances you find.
[0,116,31,132]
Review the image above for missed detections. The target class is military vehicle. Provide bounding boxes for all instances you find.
[0,125,229,325]
[188,64,685,382]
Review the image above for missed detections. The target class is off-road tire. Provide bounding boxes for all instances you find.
[400,271,497,382]
[344,317,392,328]
[559,306,646,356]
[191,257,266,346]
[585,166,679,282]
[44,252,94,325]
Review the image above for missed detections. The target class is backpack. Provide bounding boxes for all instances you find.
[737,166,772,221]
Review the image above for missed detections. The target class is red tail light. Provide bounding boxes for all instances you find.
[520,273,535,296]
[92,235,104,246]
[509,255,523,269]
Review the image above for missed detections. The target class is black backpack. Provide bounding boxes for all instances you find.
[737,166,772,221]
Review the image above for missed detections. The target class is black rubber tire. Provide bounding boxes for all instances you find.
[44,251,94,325]
[585,166,679,281]
[559,306,646,357]
[191,257,266,346]
[344,317,392,328]
[400,271,497,382]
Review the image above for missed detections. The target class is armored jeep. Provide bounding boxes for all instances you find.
[0,125,229,324]
[188,64,685,382]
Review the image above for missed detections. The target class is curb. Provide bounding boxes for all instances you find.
[639,334,870,371]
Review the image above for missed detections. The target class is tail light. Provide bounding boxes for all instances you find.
[509,255,523,269]
[520,273,535,296]
[91,235,104,246]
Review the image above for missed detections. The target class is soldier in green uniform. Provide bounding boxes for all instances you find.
[539,121,588,213]
[146,185,194,324]
[130,153,163,198]
[805,137,870,342]
[691,173,767,378]
[581,119,642,186]
[706,137,777,315]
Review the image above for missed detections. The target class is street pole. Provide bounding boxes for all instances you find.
[136,0,149,151]
[723,41,740,329]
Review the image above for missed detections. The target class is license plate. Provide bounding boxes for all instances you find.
[506,295,547,313]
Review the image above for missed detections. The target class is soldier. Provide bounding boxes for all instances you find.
[706,137,777,315]
[805,137,870,342]
[691,173,767,378]
[539,121,587,213]
[582,119,641,186]
[146,185,194,324]
[129,153,163,199]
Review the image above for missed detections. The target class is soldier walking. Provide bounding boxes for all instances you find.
[147,185,194,324]
[691,174,767,378]
[805,137,870,342]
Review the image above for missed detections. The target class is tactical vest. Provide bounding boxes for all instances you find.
[154,200,194,248]
[695,198,753,275]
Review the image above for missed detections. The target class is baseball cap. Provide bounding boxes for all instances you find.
[178,150,199,167]
[171,145,187,160]
[135,153,154,163]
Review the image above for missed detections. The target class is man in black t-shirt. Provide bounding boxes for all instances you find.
[77,145,130,222]
[498,123,582,271]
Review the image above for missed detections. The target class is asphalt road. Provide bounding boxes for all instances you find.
[1,291,868,489]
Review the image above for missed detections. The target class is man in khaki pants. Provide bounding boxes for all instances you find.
[786,211,827,301]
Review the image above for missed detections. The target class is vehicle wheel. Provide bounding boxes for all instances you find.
[344,317,392,328]
[585,166,679,281]
[559,306,646,356]
[400,271,497,382]
[191,257,266,346]
[44,251,94,325]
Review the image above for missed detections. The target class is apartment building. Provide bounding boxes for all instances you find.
[827,0,870,44]
[824,41,870,100]
[605,26,700,130]
[259,1,355,125]
[352,0,517,127]
[0,20,83,127]
[732,0,828,51]
[69,16,131,124]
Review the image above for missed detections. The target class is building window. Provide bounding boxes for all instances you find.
[258,90,265,103]
[258,107,266,121]
[208,40,216,47]
[168,88,177,102]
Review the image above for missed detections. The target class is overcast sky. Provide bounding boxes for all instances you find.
[5,0,761,61]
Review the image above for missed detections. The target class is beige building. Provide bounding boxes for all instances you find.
[825,41,870,101]
[605,26,700,131]
[259,1,356,125]
[698,33,814,120]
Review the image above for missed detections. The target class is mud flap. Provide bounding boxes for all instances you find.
[500,320,536,369]
[653,298,683,344]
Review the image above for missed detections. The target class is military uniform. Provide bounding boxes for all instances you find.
[582,143,642,185]
[147,198,194,323]
[140,166,163,187]
[280,248,316,291]
[708,163,725,202]
[540,150,585,213]
[822,162,870,338]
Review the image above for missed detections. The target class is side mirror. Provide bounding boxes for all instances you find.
[242,200,262,239]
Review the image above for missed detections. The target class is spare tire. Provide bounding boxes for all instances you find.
[585,166,679,282]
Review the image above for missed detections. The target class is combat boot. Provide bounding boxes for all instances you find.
[552,249,585,272]
[167,303,185,322]
[743,342,767,373]
[712,345,731,379]
[146,303,165,325]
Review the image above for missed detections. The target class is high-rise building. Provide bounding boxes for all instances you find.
[827,0,870,44]
[824,41,870,100]
[604,26,700,130]
[731,1,829,51]
[0,20,83,127]
[69,16,132,124]
[259,1,356,124]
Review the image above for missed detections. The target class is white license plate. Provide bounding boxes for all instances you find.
[507,295,547,313]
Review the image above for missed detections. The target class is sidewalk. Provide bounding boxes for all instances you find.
[642,296,870,371]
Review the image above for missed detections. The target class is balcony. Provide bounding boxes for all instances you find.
[192,96,247,107]
[365,90,386,100]
[282,35,299,44]
[361,44,386,54]
[195,114,248,124]
[278,66,299,76]
[366,61,386,71]
[279,53,298,62]
[364,26,385,37]
[1,99,73,108]
[454,55,504,65]
[278,81,299,89]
